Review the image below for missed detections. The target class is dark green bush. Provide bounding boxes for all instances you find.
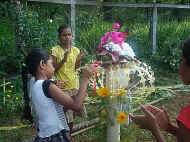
[155,20,190,71]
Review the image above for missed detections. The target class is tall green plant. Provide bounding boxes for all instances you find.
[75,8,110,63]
[155,20,190,71]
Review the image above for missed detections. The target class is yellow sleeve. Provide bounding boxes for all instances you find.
[73,47,80,57]
[51,46,58,58]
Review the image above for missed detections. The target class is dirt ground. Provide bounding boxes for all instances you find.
[158,92,190,123]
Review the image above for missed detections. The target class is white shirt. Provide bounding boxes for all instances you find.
[30,79,69,138]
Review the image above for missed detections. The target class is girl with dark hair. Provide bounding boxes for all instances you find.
[25,48,96,142]
[130,38,190,142]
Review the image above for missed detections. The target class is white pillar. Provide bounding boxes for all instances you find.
[152,1,157,54]
[106,68,120,142]
[106,101,120,142]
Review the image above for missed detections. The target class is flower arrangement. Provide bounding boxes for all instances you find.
[97,22,135,62]
[88,22,156,142]
[89,59,155,126]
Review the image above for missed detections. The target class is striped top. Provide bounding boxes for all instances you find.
[30,79,69,138]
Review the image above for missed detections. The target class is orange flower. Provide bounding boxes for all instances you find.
[96,87,110,97]
[117,112,128,124]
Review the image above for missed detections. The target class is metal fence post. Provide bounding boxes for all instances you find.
[71,0,76,45]
[3,78,6,105]
[152,0,157,54]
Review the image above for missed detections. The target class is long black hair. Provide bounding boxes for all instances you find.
[21,65,33,123]
[22,48,50,122]
[26,48,50,76]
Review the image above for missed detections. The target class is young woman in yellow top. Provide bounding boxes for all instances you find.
[51,25,85,132]
[51,25,84,89]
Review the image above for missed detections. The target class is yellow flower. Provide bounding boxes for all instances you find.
[96,87,110,97]
[117,88,126,96]
[117,112,128,124]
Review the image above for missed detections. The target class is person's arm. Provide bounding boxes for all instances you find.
[142,105,179,136]
[130,106,166,142]
[48,65,94,111]
[49,77,88,111]
[52,51,69,73]
[152,125,166,142]
[166,123,178,136]
[160,106,178,136]
[75,51,85,70]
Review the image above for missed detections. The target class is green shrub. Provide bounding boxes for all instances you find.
[155,20,190,71]
[0,77,23,118]
[1,1,190,74]
[76,10,110,63]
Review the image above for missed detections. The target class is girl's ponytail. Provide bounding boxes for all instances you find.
[21,64,33,123]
